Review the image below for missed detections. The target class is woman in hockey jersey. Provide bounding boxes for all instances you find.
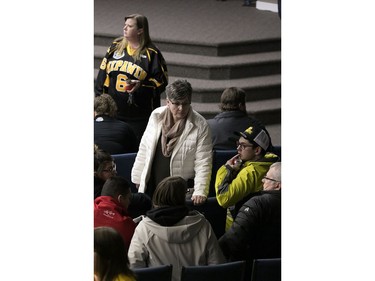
[95,14,168,141]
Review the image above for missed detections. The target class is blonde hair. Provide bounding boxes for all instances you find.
[114,14,152,61]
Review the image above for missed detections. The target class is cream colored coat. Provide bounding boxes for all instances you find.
[131,106,212,197]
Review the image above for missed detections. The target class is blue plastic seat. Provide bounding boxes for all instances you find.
[181,260,246,281]
[111,152,137,193]
[133,264,173,281]
[251,258,281,281]
[186,197,227,239]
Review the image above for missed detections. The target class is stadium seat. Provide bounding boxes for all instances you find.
[133,264,173,281]
[180,260,246,281]
[251,258,281,281]
[186,197,227,239]
[111,152,137,193]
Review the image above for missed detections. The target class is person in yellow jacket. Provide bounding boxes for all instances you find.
[214,125,279,229]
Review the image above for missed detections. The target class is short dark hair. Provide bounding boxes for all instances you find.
[166,79,192,102]
[219,87,246,111]
[152,176,187,207]
[101,176,131,198]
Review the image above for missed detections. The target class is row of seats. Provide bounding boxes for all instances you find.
[133,258,281,281]
[112,146,281,197]
[111,147,281,239]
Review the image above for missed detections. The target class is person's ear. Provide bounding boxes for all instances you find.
[117,194,122,203]
[254,146,262,155]
[137,28,144,35]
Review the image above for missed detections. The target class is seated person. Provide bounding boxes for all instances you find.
[128,176,225,281]
[94,144,117,199]
[207,87,267,150]
[218,162,281,280]
[94,226,137,281]
[94,94,139,154]
[94,176,136,251]
[214,125,279,229]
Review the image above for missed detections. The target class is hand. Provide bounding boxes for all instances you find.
[127,80,141,93]
[225,154,241,167]
[191,195,207,205]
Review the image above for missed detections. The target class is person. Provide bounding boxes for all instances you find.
[128,176,225,281]
[94,176,136,251]
[218,162,281,280]
[131,79,212,205]
[94,94,139,154]
[95,14,168,141]
[207,87,267,150]
[214,125,279,229]
[94,226,137,281]
[94,145,117,199]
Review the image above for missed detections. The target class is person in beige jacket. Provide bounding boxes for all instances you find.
[128,176,225,281]
[131,79,212,205]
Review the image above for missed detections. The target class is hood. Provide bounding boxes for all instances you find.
[141,210,206,244]
[94,196,128,215]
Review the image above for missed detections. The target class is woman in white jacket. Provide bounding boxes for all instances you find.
[128,176,225,281]
[131,79,212,205]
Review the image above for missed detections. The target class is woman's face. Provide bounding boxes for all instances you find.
[123,18,141,41]
[167,98,191,122]
[96,161,117,181]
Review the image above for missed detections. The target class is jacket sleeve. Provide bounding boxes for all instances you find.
[215,164,258,208]
[205,222,226,264]
[142,47,168,96]
[128,222,149,268]
[192,121,213,197]
[218,198,260,261]
[94,44,116,96]
[131,113,156,185]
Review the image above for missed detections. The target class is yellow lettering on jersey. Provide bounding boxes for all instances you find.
[126,62,137,76]
[119,61,129,72]
[99,58,107,70]
[113,60,124,71]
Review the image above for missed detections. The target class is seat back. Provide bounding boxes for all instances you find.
[133,264,173,281]
[186,197,227,239]
[209,149,238,196]
[111,153,137,193]
[181,260,246,281]
[251,258,281,281]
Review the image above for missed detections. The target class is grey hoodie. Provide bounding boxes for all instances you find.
[128,210,225,281]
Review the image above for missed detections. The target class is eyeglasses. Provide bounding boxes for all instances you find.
[263,176,280,182]
[236,141,253,150]
[170,100,191,108]
[102,163,116,173]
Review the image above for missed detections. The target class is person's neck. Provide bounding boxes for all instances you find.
[128,40,140,49]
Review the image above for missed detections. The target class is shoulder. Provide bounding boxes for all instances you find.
[146,43,162,54]
[189,110,209,126]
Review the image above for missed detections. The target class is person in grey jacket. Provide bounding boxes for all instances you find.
[128,176,225,281]
[207,87,267,150]
[131,79,212,205]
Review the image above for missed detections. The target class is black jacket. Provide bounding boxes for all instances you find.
[94,115,139,154]
[219,190,281,262]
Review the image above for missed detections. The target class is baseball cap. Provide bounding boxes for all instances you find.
[235,126,271,151]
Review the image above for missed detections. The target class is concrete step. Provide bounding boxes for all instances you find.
[94,33,281,57]
[170,98,281,125]
[94,46,281,80]
[94,68,280,103]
